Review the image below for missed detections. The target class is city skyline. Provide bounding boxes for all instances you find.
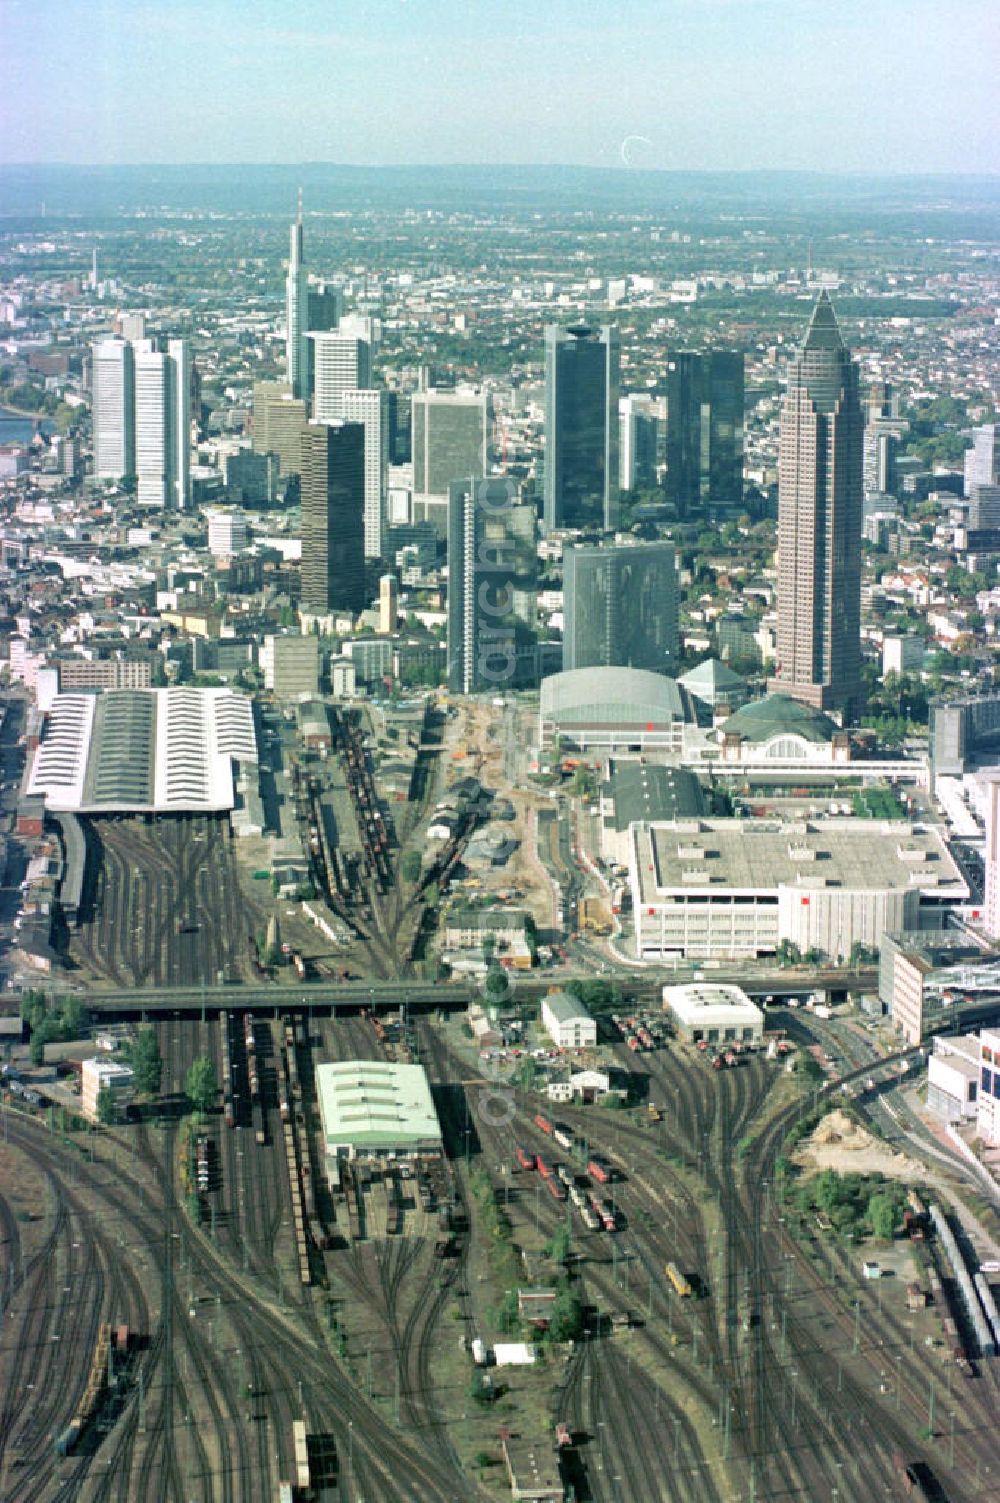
[1,0,996,173]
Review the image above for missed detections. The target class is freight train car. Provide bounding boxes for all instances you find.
[666,1262,693,1297]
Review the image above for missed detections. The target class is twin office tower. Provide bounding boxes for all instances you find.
[92,334,191,509]
[543,324,745,531]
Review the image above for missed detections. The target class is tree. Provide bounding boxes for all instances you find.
[867,1191,899,1242]
[776,940,802,968]
[484,966,510,1002]
[184,1056,218,1115]
[60,996,86,1039]
[129,1027,162,1096]
[96,1085,117,1126]
[570,766,597,800]
[547,1283,584,1342]
[401,851,422,883]
[544,1223,571,1264]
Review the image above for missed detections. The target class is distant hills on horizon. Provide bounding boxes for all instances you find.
[1,162,998,224]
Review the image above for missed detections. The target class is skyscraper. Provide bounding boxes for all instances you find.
[335,389,387,558]
[447,478,537,694]
[863,379,906,499]
[769,292,863,719]
[664,351,744,518]
[965,424,1000,497]
[133,338,190,509]
[310,330,373,422]
[286,192,308,400]
[619,393,660,491]
[562,541,677,673]
[300,421,366,614]
[91,337,135,481]
[252,381,308,479]
[304,282,343,396]
[412,387,490,532]
[544,324,620,532]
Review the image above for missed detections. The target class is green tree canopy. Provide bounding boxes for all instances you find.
[96,1085,117,1126]
[184,1056,218,1115]
[484,966,510,1000]
[129,1027,163,1096]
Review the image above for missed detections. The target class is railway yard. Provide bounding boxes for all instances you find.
[1,995,999,1503]
[3,702,999,1500]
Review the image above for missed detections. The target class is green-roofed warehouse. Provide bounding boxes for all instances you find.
[315,1060,443,1163]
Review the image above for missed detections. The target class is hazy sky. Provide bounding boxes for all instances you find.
[2,0,996,172]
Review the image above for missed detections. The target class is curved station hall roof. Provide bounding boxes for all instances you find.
[540,666,692,727]
[27,687,258,813]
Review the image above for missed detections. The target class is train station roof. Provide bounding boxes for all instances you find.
[27,687,258,813]
[315,1060,443,1156]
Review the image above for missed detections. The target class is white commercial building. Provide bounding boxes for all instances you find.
[134,338,190,509]
[977,1027,1000,1148]
[662,983,764,1046]
[629,817,967,962]
[91,337,135,481]
[207,508,249,558]
[310,329,372,421]
[926,1036,980,1123]
[81,1057,134,1122]
[983,774,1000,940]
[540,992,597,1049]
[883,635,925,677]
[334,389,387,557]
[260,634,321,698]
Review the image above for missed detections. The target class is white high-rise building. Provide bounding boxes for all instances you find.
[332,389,387,557]
[310,330,373,422]
[91,337,135,481]
[619,393,661,491]
[207,508,249,558]
[965,425,999,498]
[134,339,190,509]
[168,339,191,511]
[983,774,1000,941]
[286,193,308,401]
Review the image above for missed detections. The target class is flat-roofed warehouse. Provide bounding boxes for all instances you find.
[316,1060,443,1163]
[662,982,764,1045]
[26,687,258,814]
[629,817,967,962]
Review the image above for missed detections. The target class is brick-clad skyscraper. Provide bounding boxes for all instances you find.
[770,293,863,720]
